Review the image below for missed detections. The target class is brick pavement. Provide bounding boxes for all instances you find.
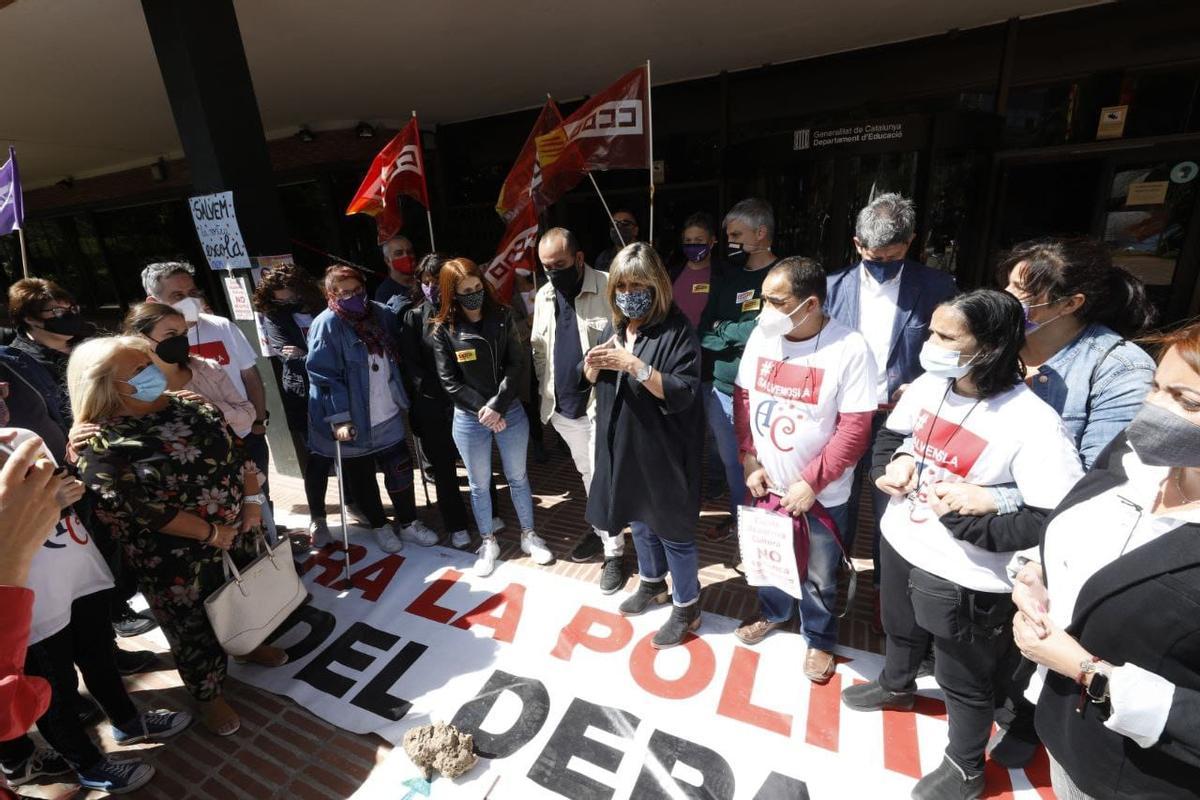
[13,430,883,799]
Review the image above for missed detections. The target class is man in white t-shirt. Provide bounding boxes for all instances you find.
[142,262,270,479]
[731,258,878,684]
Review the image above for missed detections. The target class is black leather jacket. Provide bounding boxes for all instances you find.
[431,306,525,415]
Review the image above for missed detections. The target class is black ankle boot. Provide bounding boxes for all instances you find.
[618,579,669,616]
[652,603,701,649]
[911,755,983,800]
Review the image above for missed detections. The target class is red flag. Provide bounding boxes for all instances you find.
[496,99,565,222]
[483,203,539,303]
[542,66,649,190]
[346,117,430,243]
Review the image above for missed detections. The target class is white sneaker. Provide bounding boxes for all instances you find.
[474,537,500,577]
[450,529,472,548]
[398,520,439,546]
[520,530,554,565]
[491,516,506,534]
[308,518,330,545]
[373,526,403,553]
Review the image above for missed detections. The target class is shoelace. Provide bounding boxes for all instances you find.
[91,758,143,781]
[141,710,175,731]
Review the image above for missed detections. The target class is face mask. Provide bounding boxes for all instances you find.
[1126,402,1200,467]
[919,341,979,380]
[615,288,654,320]
[171,296,202,324]
[682,243,711,263]
[726,243,749,267]
[458,288,486,311]
[41,311,85,338]
[862,258,904,283]
[548,264,580,295]
[421,283,440,307]
[758,301,811,339]
[154,334,191,366]
[335,293,368,316]
[279,301,303,313]
[124,363,168,403]
[609,224,635,247]
[1020,299,1064,335]
[390,254,415,275]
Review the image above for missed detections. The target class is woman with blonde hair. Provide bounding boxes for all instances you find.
[585,242,705,648]
[68,336,287,738]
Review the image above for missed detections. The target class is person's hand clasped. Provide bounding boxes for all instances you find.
[1012,562,1051,638]
[586,338,639,374]
[68,422,103,453]
[478,406,506,433]
[780,479,816,516]
[1013,611,1090,678]
[239,502,262,533]
[206,523,237,550]
[876,455,917,496]
[928,481,998,517]
[745,464,772,499]
[54,474,86,509]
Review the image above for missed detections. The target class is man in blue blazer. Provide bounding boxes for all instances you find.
[825,194,956,609]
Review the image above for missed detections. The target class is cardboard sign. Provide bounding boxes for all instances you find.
[1096,105,1128,140]
[736,504,804,598]
[223,276,254,321]
[189,191,251,270]
[1126,180,1169,207]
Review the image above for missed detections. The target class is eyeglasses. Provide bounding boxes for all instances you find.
[330,289,363,300]
[39,304,79,319]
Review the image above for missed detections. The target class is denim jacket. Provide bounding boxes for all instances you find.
[305,303,409,458]
[990,323,1154,512]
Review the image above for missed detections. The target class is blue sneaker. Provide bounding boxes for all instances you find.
[112,709,193,746]
[77,757,155,794]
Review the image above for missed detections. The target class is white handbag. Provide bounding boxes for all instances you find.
[204,530,306,657]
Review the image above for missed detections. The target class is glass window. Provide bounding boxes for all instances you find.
[1102,159,1199,293]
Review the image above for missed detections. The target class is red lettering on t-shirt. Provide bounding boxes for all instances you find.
[911,410,987,478]
[753,357,823,405]
[190,340,231,366]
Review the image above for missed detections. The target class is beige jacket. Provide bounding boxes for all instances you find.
[530,265,611,423]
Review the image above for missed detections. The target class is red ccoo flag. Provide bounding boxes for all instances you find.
[346,117,430,243]
[496,98,568,222]
[483,203,539,303]
[541,66,649,191]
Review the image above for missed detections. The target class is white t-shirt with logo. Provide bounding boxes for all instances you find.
[735,317,878,506]
[6,428,115,645]
[368,353,400,426]
[880,373,1084,592]
[187,313,259,401]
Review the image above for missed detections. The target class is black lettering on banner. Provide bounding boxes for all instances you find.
[450,669,551,759]
[752,772,811,800]
[265,602,335,663]
[632,729,735,800]
[350,641,427,721]
[294,622,398,698]
[527,698,639,800]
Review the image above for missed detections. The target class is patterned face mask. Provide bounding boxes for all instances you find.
[615,288,654,320]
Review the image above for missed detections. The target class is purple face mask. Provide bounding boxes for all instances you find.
[681,243,711,263]
[421,283,440,307]
[335,293,368,316]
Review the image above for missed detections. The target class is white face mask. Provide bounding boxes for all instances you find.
[171,296,202,325]
[919,340,980,380]
[757,301,811,339]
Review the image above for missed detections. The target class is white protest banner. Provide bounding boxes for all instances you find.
[223,275,254,321]
[229,526,1052,799]
[737,504,805,599]
[189,191,251,270]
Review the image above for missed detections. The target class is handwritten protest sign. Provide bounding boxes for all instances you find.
[189,191,251,270]
[737,504,804,598]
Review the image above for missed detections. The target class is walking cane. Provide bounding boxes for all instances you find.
[332,423,354,586]
[412,435,431,506]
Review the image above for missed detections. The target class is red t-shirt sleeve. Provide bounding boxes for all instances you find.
[733,386,755,462]
[0,586,51,741]
[800,410,874,495]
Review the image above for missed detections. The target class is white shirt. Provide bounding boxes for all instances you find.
[857,263,903,403]
[735,318,877,506]
[187,313,259,401]
[7,429,114,645]
[367,352,400,426]
[881,374,1084,592]
[292,312,314,343]
[1037,444,1198,748]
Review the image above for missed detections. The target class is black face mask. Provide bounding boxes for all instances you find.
[279,301,303,313]
[548,264,581,296]
[41,312,86,338]
[726,243,749,267]
[458,289,486,311]
[154,333,192,366]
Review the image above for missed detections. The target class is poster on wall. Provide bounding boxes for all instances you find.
[189,191,252,270]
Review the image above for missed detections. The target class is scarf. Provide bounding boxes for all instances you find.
[326,297,398,360]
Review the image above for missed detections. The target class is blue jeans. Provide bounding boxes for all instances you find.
[704,384,745,517]
[630,522,700,606]
[451,405,535,534]
[757,502,850,652]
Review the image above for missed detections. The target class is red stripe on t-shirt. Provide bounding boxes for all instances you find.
[753,357,824,405]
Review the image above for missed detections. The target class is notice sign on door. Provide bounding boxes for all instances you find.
[1126,180,1170,207]
[189,191,251,270]
[1096,105,1128,140]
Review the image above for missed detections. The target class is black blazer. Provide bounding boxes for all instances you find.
[1035,433,1200,799]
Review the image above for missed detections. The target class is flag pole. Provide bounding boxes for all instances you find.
[16,226,30,279]
[413,109,437,251]
[645,59,655,244]
[588,173,625,246]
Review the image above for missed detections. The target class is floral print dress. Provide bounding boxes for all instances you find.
[76,397,261,701]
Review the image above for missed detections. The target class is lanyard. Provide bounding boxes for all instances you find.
[914,382,982,490]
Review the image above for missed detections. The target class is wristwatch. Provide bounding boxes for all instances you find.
[1079,658,1112,704]
[243,493,266,506]
[633,362,653,383]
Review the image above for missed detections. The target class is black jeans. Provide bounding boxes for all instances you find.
[877,537,1020,773]
[842,411,889,581]
[0,591,138,770]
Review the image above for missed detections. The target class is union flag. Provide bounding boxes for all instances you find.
[346,117,430,243]
[483,203,539,303]
[496,99,576,222]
